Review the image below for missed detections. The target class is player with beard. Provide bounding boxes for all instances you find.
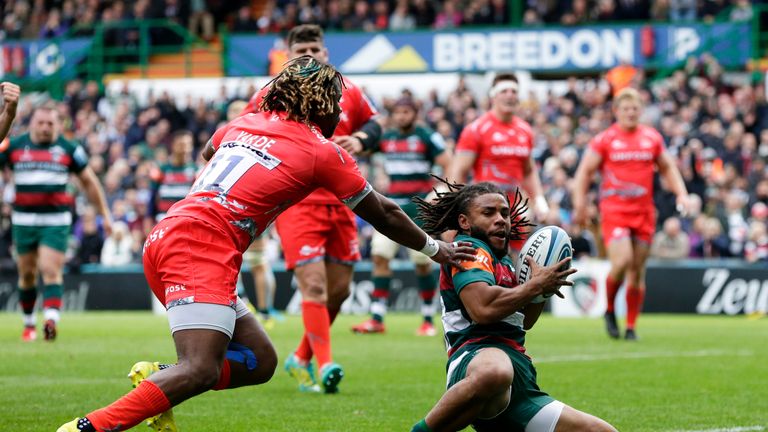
[1,102,112,342]
[410,179,616,432]
[58,57,474,432]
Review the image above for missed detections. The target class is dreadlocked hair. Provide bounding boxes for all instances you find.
[259,55,343,123]
[413,177,535,240]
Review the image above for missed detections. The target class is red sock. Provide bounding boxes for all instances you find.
[301,300,332,368]
[625,285,645,330]
[87,380,171,431]
[212,359,231,390]
[605,276,622,313]
[295,334,312,362]
[296,305,340,362]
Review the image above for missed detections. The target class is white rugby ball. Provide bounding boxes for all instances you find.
[516,226,573,301]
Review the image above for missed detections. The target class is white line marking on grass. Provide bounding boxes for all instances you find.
[667,426,765,432]
[533,349,754,364]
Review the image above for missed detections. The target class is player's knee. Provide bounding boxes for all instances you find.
[253,345,278,384]
[298,274,327,302]
[471,364,513,394]
[183,361,221,391]
[18,271,36,287]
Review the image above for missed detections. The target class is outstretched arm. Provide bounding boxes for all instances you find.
[0,82,20,142]
[352,189,475,267]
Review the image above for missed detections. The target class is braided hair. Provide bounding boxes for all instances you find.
[259,55,343,123]
[413,177,534,239]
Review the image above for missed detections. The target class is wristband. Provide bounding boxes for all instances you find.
[420,235,439,257]
[534,195,549,216]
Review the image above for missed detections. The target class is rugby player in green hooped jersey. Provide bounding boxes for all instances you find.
[352,97,452,336]
[410,179,617,432]
[0,101,113,342]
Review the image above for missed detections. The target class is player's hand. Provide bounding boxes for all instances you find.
[526,256,576,298]
[572,205,587,228]
[533,196,550,222]
[675,194,692,217]
[102,217,113,238]
[0,82,20,111]
[431,240,476,269]
[334,135,363,155]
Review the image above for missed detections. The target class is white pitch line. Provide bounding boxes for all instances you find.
[533,349,754,364]
[667,426,765,432]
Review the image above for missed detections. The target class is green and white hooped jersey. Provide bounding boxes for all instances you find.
[0,133,88,227]
[440,235,528,359]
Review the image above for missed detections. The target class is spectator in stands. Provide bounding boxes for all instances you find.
[39,8,67,39]
[692,217,731,258]
[101,221,135,266]
[670,0,697,21]
[188,0,214,41]
[389,1,416,31]
[233,5,259,32]
[434,0,462,29]
[651,216,690,259]
[75,208,105,267]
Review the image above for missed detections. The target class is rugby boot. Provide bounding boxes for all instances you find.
[319,362,344,394]
[127,361,178,431]
[284,353,321,393]
[604,312,620,339]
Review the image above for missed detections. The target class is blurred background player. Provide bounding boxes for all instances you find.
[410,180,615,432]
[58,56,473,432]
[1,102,112,342]
[352,97,451,335]
[229,99,281,329]
[448,73,549,255]
[148,130,197,223]
[241,24,382,393]
[573,88,690,341]
[0,82,19,143]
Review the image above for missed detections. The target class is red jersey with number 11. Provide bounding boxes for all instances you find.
[166,111,372,252]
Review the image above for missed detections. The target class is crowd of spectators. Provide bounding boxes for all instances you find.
[1,0,760,44]
[2,51,768,270]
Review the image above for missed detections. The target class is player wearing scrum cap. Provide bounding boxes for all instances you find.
[448,73,549,254]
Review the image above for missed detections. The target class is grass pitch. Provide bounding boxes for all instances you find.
[0,312,766,431]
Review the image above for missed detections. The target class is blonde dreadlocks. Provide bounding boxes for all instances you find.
[259,55,343,123]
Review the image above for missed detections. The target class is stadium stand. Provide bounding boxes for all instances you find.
[0,0,767,270]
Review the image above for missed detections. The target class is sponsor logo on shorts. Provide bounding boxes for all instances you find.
[299,244,325,257]
[143,226,169,252]
[165,284,187,297]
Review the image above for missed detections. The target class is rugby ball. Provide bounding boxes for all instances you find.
[516,225,573,302]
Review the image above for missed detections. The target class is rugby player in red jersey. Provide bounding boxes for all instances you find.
[57,57,474,432]
[573,88,690,341]
[242,24,383,393]
[448,73,549,253]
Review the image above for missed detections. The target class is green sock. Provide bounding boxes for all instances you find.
[411,419,432,432]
